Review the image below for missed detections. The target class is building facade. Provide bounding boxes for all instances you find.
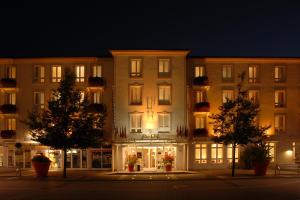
[0,51,299,171]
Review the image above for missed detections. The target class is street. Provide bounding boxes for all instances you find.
[0,177,300,200]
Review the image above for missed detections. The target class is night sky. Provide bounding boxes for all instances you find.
[1,1,300,58]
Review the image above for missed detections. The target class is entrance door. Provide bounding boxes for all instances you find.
[143,147,156,170]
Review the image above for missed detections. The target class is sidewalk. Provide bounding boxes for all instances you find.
[0,168,299,181]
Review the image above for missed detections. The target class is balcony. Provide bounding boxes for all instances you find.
[193,128,208,137]
[0,104,17,114]
[194,102,210,113]
[87,103,106,113]
[0,130,16,139]
[0,78,16,88]
[192,76,209,90]
[87,77,105,88]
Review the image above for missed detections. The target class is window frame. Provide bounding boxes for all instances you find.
[129,112,142,133]
[194,65,206,78]
[51,65,62,83]
[129,58,143,78]
[195,144,207,164]
[158,58,171,78]
[33,91,45,110]
[33,65,45,83]
[222,64,233,82]
[74,65,85,83]
[129,84,143,105]
[274,65,286,83]
[158,84,171,105]
[92,65,102,77]
[274,89,286,108]
[248,65,259,83]
[157,112,171,132]
[274,114,286,134]
[222,89,234,103]
[211,143,223,164]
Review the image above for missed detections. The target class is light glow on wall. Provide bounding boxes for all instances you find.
[285,150,293,156]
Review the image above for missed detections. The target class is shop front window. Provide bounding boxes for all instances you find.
[91,149,112,168]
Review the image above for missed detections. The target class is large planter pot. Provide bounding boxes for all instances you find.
[253,160,270,176]
[32,161,51,177]
[165,164,172,172]
[128,164,134,172]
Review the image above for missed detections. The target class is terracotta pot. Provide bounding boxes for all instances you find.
[253,160,270,176]
[128,164,134,172]
[165,164,172,172]
[32,161,51,177]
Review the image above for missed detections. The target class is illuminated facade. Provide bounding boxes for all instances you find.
[0,51,299,171]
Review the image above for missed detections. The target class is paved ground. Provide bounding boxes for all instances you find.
[0,168,300,199]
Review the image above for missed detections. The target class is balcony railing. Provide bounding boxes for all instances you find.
[0,104,17,114]
[87,77,105,87]
[0,78,16,88]
[193,128,208,137]
[193,76,209,86]
[87,103,106,113]
[0,130,16,139]
[194,102,210,112]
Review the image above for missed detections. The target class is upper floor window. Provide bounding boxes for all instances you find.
[211,144,223,163]
[130,59,142,77]
[4,92,16,105]
[222,90,234,103]
[248,90,259,104]
[33,92,45,109]
[5,65,16,79]
[158,85,171,105]
[51,65,62,83]
[196,91,207,103]
[195,66,205,77]
[92,91,103,104]
[248,65,258,83]
[158,59,171,77]
[33,65,45,83]
[75,65,85,83]
[275,90,286,108]
[129,85,142,105]
[275,114,286,134]
[222,65,233,81]
[195,144,207,163]
[274,65,286,82]
[227,144,239,163]
[130,113,142,133]
[195,116,206,129]
[158,112,170,132]
[92,65,102,77]
[267,142,275,162]
[6,118,16,130]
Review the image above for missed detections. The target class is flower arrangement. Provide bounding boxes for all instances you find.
[162,154,174,166]
[32,153,51,163]
[128,155,137,166]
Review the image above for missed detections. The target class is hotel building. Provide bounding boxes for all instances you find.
[0,50,299,171]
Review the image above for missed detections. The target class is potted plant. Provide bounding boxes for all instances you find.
[162,154,174,172]
[249,143,271,176]
[32,153,51,177]
[127,155,137,172]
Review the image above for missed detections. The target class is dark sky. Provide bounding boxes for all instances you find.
[1,1,300,58]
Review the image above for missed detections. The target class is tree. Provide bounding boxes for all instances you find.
[24,70,106,178]
[209,72,270,177]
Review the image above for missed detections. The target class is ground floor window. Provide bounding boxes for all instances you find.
[227,144,239,163]
[66,149,87,168]
[267,142,275,162]
[91,149,112,168]
[211,144,223,163]
[195,144,207,163]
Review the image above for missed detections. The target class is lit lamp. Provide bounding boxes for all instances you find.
[285,149,293,156]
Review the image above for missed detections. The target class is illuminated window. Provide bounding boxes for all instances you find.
[211,144,223,163]
[195,144,207,163]
[222,90,234,103]
[227,144,239,163]
[267,142,275,162]
[248,90,259,104]
[222,65,233,81]
[130,59,142,77]
[33,65,45,83]
[274,66,286,82]
[80,91,85,103]
[158,85,171,105]
[92,65,102,77]
[75,65,85,82]
[33,92,45,109]
[196,91,207,103]
[158,112,170,132]
[195,66,205,77]
[158,59,170,77]
[92,91,103,104]
[4,92,16,105]
[130,113,142,133]
[274,114,286,134]
[195,116,206,129]
[4,65,16,79]
[51,65,62,83]
[275,90,286,107]
[129,85,142,105]
[248,65,258,83]
[6,118,16,130]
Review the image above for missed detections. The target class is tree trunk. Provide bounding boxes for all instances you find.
[63,147,67,178]
[232,143,236,177]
